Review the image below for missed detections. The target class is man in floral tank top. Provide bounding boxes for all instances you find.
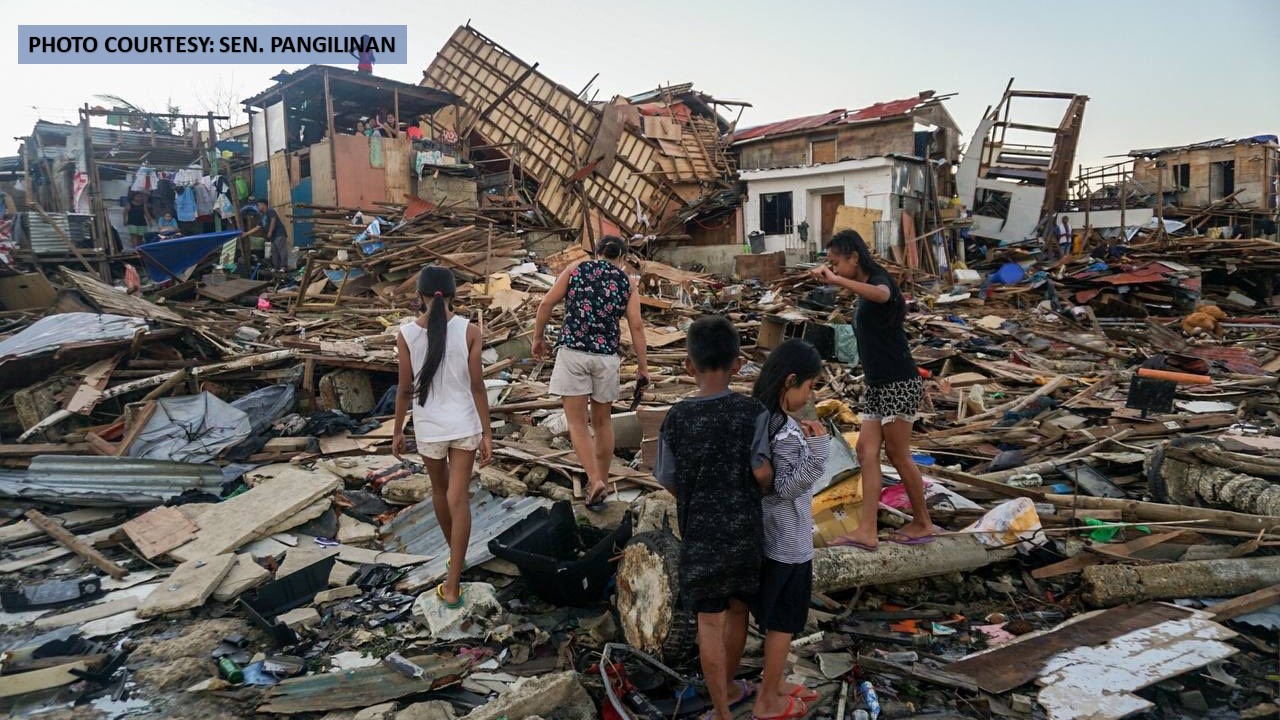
[534,236,650,505]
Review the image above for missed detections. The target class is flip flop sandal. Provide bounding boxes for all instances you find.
[730,679,756,708]
[435,583,465,609]
[787,685,820,703]
[887,533,936,546]
[751,696,808,720]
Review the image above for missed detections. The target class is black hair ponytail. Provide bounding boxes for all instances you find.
[753,339,823,433]
[413,266,458,405]
[595,234,625,260]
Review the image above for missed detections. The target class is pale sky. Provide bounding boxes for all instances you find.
[5,0,1278,169]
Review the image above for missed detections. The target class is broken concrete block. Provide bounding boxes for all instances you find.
[278,546,336,578]
[396,701,456,720]
[382,476,430,505]
[631,490,679,538]
[337,515,378,547]
[277,607,320,630]
[315,585,362,605]
[459,671,593,720]
[1082,556,1280,607]
[212,554,271,602]
[411,582,504,641]
[137,554,237,618]
[478,466,527,497]
[330,561,358,587]
[353,703,398,720]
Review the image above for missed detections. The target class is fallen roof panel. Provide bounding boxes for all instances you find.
[0,456,224,507]
[384,490,551,593]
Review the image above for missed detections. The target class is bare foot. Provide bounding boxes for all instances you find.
[584,481,608,505]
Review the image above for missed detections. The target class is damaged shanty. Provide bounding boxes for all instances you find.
[1,20,1280,720]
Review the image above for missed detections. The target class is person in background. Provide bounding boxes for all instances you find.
[750,339,830,720]
[352,35,375,73]
[1055,215,1073,257]
[378,114,400,139]
[533,235,649,506]
[355,119,370,136]
[124,191,152,250]
[405,115,424,141]
[243,199,291,276]
[810,230,935,550]
[156,211,179,232]
[655,315,772,720]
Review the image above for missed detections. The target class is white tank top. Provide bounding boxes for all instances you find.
[400,315,483,443]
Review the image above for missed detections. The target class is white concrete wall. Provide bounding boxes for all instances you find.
[742,158,897,259]
[653,244,743,276]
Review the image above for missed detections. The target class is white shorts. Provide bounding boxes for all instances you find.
[548,347,621,403]
[417,433,481,460]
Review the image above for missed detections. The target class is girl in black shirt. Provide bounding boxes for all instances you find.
[811,230,937,550]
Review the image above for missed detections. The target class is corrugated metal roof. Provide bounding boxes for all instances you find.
[1129,135,1278,157]
[383,490,551,593]
[733,93,940,145]
[0,456,223,507]
[23,212,94,255]
[733,109,846,143]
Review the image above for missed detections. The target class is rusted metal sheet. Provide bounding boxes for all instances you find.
[259,654,469,714]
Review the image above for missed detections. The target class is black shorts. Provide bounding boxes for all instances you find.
[690,593,753,615]
[752,559,812,634]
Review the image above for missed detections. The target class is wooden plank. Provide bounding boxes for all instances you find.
[34,596,141,629]
[25,509,127,579]
[946,603,1192,693]
[168,465,341,561]
[65,355,121,414]
[0,660,95,698]
[1209,584,1280,621]
[198,278,270,303]
[136,553,237,618]
[1032,531,1186,579]
[114,400,157,457]
[0,509,118,546]
[121,506,199,560]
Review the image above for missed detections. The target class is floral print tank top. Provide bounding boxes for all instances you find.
[559,260,631,355]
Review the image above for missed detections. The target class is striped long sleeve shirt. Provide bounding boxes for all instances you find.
[762,415,831,563]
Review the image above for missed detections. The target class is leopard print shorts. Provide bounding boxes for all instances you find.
[861,376,923,425]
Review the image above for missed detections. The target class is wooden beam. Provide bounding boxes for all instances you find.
[1210,584,1280,621]
[25,509,128,580]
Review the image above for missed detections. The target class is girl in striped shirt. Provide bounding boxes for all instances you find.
[750,339,831,720]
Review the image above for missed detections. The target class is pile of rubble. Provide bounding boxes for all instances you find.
[2,207,1280,720]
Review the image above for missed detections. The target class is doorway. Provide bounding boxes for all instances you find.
[820,192,844,242]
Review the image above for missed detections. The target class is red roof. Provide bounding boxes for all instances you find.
[732,92,935,144]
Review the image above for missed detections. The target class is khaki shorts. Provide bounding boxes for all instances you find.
[417,433,481,460]
[549,347,621,403]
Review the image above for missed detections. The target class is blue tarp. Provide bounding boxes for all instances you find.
[137,230,241,282]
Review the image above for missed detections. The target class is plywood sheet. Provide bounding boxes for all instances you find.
[136,553,236,618]
[382,138,413,203]
[268,152,292,209]
[833,205,882,243]
[122,506,198,559]
[168,465,340,561]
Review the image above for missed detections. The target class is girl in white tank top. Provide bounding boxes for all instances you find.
[392,266,492,608]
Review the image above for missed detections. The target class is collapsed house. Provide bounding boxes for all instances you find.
[419,25,744,256]
[955,83,1088,246]
[733,91,961,268]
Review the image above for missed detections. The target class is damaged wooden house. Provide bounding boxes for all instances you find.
[733,91,962,270]
[954,82,1088,246]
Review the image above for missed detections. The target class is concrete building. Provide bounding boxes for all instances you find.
[732,92,960,264]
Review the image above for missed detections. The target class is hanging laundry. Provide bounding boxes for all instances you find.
[194,180,215,216]
[234,176,249,201]
[174,168,202,186]
[72,172,90,214]
[130,166,157,193]
[151,179,176,218]
[174,186,197,222]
